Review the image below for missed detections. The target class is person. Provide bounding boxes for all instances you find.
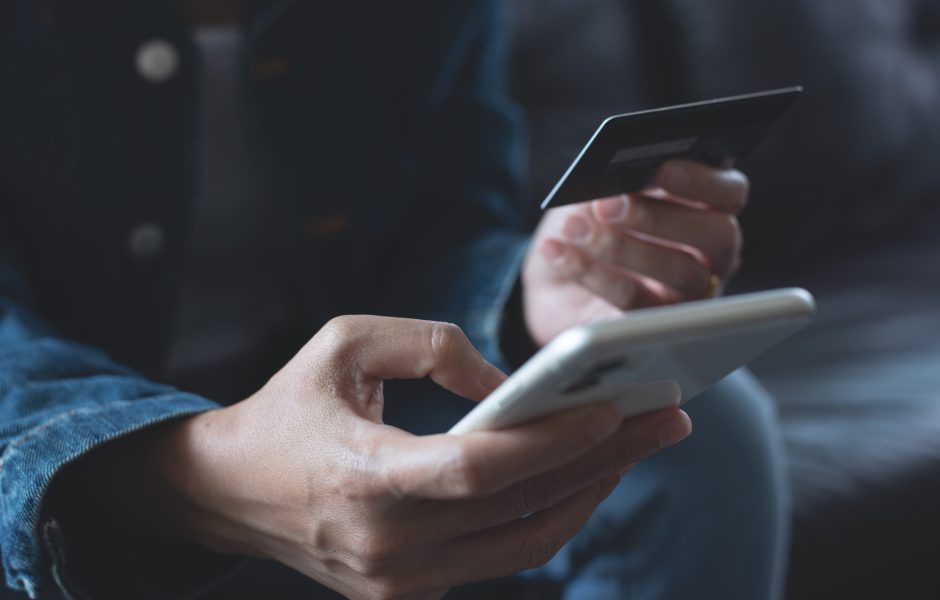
[0,1,786,598]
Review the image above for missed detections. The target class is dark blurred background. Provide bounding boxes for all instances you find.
[508,1,940,598]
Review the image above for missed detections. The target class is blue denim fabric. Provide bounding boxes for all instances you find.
[0,2,528,597]
[0,275,220,598]
[523,370,789,600]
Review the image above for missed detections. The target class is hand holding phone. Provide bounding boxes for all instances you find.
[452,289,815,434]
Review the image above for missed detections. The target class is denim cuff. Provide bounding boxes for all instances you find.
[0,393,218,599]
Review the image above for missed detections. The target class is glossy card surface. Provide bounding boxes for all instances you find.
[541,87,801,209]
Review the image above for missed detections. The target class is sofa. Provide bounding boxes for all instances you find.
[509,1,940,597]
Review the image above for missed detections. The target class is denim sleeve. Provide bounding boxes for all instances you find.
[0,248,221,598]
[381,0,533,372]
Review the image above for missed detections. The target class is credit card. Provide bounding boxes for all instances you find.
[541,87,801,209]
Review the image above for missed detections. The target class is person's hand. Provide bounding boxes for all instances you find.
[523,160,748,346]
[146,316,691,599]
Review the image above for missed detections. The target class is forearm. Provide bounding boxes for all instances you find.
[115,404,275,560]
[49,398,312,566]
[40,409,248,599]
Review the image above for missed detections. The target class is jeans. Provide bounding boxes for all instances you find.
[522,369,789,600]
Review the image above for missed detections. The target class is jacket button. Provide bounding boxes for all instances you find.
[127,223,165,260]
[135,39,179,83]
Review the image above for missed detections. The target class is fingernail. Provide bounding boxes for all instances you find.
[562,216,592,242]
[661,162,690,192]
[595,196,628,222]
[656,411,692,448]
[479,363,508,392]
[540,240,566,264]
[588,405,622,442]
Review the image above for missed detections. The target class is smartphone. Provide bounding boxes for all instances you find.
[448,288,814,434]
[541,87,802,209]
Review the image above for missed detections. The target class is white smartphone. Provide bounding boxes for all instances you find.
[449,288,815,434]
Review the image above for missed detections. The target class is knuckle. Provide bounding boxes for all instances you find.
[584,253,638,308]
[316,315,363,357]
[442,445,488,496]
[561,245,590,278]
[322,315,358,337]
[676,258,711,300]
[366,577,408,600]
[352,535,396,575]
[623,197,652,231]
[508,477,555,517]
[591,226,618,260]
[429,321,465,364]
[611,277,639,309]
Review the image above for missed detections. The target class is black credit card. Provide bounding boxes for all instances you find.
[541,87,802,210]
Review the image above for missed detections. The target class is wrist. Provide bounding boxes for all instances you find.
[43,411,247,598]
[49,407,253,555]
[146,406,260,556]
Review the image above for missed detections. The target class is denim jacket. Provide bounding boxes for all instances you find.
[0,1,529,597]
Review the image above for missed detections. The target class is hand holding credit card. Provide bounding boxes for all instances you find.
[520,87,801,348]
[461,89,809,435]
[541,87,801,209]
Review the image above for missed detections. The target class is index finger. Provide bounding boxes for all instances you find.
[315,316,507,403]
[378,403,690,500]
[653,160,749,214]
[377,401,621,499]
